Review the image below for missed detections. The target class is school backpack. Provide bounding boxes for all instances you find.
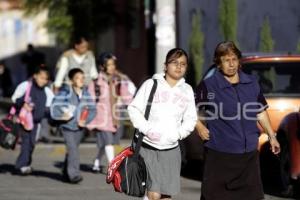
[106,79,157,197]
[0,113,19,150]
[0,80,33,149]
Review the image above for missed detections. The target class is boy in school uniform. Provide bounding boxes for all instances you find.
[51,68,96,183]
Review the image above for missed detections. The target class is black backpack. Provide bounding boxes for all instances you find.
[118,148,148,197]
[106,79,157,197]
[0,116,19,150]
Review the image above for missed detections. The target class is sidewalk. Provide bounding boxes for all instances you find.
[0,139,202,200]
[32,138,132,156]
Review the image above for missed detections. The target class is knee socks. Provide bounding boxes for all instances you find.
[105,145,114,163]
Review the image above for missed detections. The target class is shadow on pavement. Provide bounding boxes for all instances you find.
[53,161,107,175]
[31,170,63,182]
[0,163,64,182]
[54,161,93,172]
[53,161,64,170]
[0,164,18,174]
[80,163,93,173]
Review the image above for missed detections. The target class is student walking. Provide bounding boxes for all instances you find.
[12,67,54,174]
[87,52,136,172]
[51,68,96,183]
[128,48,197,200]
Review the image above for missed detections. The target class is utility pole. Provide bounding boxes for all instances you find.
[155,0,176,73]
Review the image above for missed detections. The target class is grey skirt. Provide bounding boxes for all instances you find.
[95,130,114,147]
[139,145,181,196]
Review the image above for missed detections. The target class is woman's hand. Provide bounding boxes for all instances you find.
[257,111,280,154]
[269,135,281,155]
[197,127,210,141]
[196,121,210,141]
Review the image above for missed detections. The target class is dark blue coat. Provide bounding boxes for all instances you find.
[15,80,47,123]
[195,69,268,153]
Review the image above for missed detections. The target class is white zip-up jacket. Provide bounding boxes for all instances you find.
[128,73,197,150]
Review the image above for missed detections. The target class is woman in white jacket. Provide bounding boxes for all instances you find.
[128,48,197,200]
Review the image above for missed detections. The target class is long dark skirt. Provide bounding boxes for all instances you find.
[201,148,264,200]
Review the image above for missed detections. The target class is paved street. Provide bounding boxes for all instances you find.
[0,142,295,200]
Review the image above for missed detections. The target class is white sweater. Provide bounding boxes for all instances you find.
[54,51,98,88]
[128,73,197,150]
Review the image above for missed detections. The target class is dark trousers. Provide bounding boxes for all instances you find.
[62,128,83,180]
[15,124,38,169]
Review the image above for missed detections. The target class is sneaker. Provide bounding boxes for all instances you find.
[20,166,32,175]
[92,159,100,173]
[92,165,101,173]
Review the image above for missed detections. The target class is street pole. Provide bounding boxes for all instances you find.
[155,0,176,73]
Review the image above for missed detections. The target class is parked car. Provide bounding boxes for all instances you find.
[182,53,300,194]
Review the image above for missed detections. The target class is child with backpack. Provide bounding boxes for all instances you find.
[12,67,54,175]
[128,48,197,200]
[87,52,136,172]
[50,68,96,183]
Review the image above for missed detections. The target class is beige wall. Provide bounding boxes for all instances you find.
[0,9,54,60]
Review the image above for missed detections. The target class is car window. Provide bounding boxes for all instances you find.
[242,62,300,96]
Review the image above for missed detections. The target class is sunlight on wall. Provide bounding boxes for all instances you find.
[0,9,54,60]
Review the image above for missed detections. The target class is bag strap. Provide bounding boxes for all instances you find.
[24,80,32,102]
[93,78,101,103]
[133,79,157,156]
[8,80,32,118]
[144,79,157,120]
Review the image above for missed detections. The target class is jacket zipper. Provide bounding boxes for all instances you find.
[233,86,247,152]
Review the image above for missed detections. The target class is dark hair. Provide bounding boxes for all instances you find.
[165,48,189,65]
[68,68,84,80]
[27,43,34,51]
[97,52,117,71]
[72,36,89,46]
[213,41,242,65]
[34,66,50,77]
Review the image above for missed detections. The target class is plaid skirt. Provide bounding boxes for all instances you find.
[201,148,264,200]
